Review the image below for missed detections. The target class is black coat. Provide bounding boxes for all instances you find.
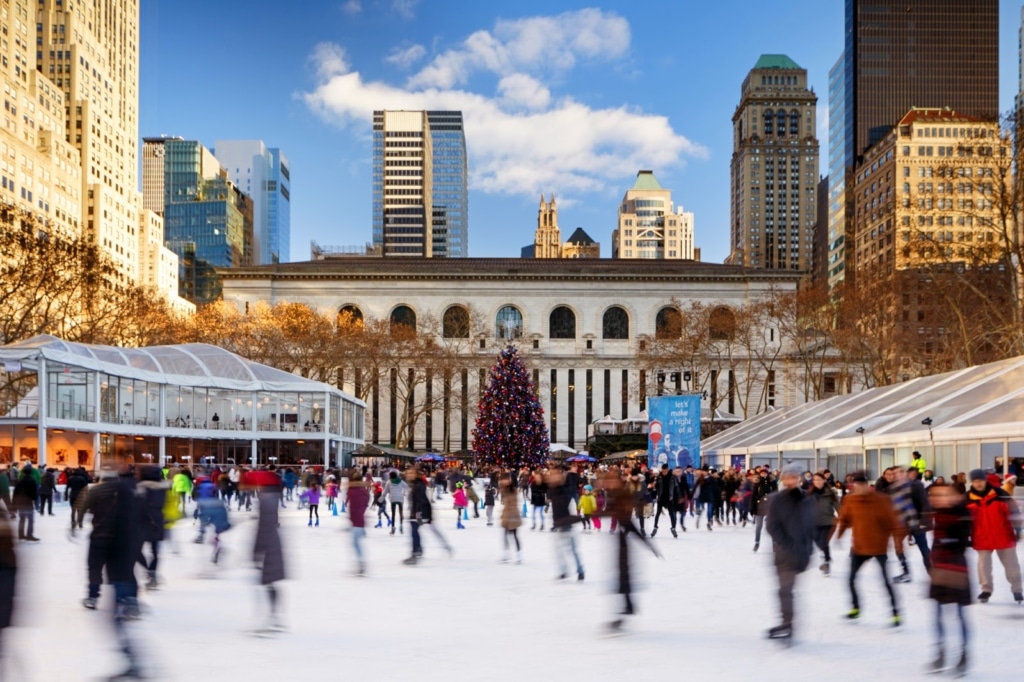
[253,488,285,585]
[12,474,38,510]
[549,483,578,529]
[750,478,773,516]
[66,471,89,502]
[85,476,143,583]
[766,486,814,572]
[39,471,55,496]
[409,477,433,522]
[695,475,719,504]
[655,473,681,503]
[0,514,13,630]
[137,473,167,545]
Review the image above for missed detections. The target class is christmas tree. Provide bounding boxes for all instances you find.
[473,345,549,469]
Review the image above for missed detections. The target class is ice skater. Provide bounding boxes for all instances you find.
[305,482,321,527]
[404,466,452,565]
[765,463,814,643]
[384,470,407,535]
[249,466,287,634]
[836,471,901,626]
[548,466,584,581]
[926,482,971,676]
[346,468,370,575]
[452,482,468,529]
[599,467,661,633]
[499,474,522,563]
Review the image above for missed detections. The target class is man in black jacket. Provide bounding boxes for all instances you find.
[651,464,680,538]
[12,466,39,541]
[765,462,814,642]
[750,469,774,551]
[66,468,89,530]
[548,466,584,581]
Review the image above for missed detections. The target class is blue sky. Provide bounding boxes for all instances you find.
[139,0,1023,263]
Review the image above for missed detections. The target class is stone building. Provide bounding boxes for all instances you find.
[220,258,825,452]
[522,195,600,259]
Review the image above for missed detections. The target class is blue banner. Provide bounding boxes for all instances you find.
[647,395,701,470]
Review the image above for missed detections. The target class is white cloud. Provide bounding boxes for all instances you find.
[385,44,427,70]
[391,0,419,20]
[340,0,362,16]
[409,8,630,90]
[497,74,550,110]
[301,11,705,200]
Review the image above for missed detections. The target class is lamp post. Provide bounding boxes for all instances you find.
[921,417,934,469]
[856,426,866,473]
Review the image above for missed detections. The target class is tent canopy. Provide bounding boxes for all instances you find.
[0,334,363,401]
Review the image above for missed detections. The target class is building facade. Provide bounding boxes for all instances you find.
[0,3,190,312]
[372,110,467,258]
[153,139,252,302]
[729,55,819,271]
[851,107,1009,369]
[213,140,290,265]
[220,259,816,453]
[826,0,999,290]
[612,171,693,260]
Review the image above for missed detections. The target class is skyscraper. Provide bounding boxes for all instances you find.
[213,140,291,264]
[152,140,252,302]
[612,171,694,260]
[372,110,467,257]
[826,0,999,289]
[729,55,819,271]
[39,0,141,285]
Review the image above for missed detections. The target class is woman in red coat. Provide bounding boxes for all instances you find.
[964,469,1022,605]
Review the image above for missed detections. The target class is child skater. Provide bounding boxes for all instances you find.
[306,481,321,527]
[452,482,468,529]
[579,485,597,532]
[325,476,339,514]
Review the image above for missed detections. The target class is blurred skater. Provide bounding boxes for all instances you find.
[404,466,452,565]
[599,468,661,633]
[371,480,390,529]
[549,466,584,581]
[0,506,15,677]
[346,469,370,576]
[926,482,971,676]
[249,466,286,634]
[452,482,468,529]
[136,466,167,590]
[306,482,321,527]
[765,463,814,643]
[499,474,522,563]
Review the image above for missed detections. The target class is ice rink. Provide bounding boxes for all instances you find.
[4,495,1022,681]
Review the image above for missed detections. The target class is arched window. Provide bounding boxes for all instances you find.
[763,109,774,135]
[495,306,523,340]
[602,307,629,340]
[549,306,576,339]
[709,307,736,341]
[655,307,682,340]
[390,305,417,334]
[442,305,470,339]
[338,305,363,325]
[776,110,787,137]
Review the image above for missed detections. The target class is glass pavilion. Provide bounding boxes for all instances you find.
[0,335,365,470]
[702,355,1024,483]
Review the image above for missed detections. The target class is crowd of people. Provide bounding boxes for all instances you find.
[0,451,1020,678]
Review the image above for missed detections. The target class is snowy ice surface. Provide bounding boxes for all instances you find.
[4,498,1023,681]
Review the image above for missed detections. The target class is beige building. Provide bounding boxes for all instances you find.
[729,55,819,271]
[526,194,601,259]
[853,107,1008,278]
[0,1,81,241]
[611,170,693,259]
[0,1,191,311]
[374,110,434,256]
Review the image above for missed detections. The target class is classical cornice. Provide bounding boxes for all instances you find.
[218,257,804,285]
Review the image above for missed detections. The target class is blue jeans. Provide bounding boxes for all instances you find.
[351,527,366,564]
[410,521,423,555]
[555,529,583,577]
[532,505,545,528]
[911,529,932,570]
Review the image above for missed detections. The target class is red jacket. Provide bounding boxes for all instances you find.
[966,483,1018,551]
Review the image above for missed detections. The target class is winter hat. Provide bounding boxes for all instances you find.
[584,485,593,492]
[968,469,987,482]
[849,471,868,483]
[781,462,803,478]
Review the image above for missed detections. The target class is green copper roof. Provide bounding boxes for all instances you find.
[754,54,802,70]
[631,170,663,191]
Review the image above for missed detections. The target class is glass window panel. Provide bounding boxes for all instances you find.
[602,307,629,339]
[933,445,954,481]
[956,443,979,475]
